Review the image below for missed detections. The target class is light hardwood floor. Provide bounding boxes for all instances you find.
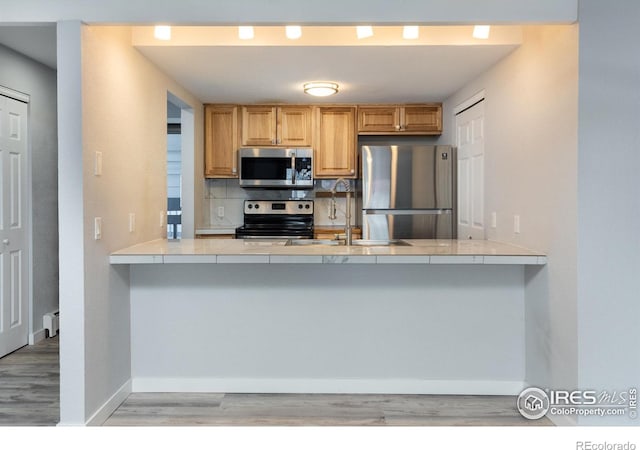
[105,392,552,426]
[0,338,552,426]
[0,336,59,426]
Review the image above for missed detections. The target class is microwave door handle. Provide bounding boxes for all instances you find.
[291,154,296,184]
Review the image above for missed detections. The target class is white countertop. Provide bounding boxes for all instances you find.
[110,238,547,265]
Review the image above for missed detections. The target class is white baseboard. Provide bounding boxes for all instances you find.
[29,328,47,345]
[85,379,132,426]
[132,377,525,396]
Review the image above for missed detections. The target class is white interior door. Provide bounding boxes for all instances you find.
[0,94,29,358]
[456,100,485,240]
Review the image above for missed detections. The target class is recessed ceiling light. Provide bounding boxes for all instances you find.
[473,25,491,39]
[403,26,419,40]
[154,25,171,41]
[303,82,339,97]
[286,25,302,40]
[356,26,374,39]
[238,26,254,40]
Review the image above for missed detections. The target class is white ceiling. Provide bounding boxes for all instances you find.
[138,45,517,104]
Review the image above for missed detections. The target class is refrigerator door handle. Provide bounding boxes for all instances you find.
[363,209,452,215]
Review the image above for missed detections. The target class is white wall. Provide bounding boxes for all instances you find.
[441,25,579,412]
[577,0,640,426]
[2,0,577,24]
[131,264,526,395]
[57,20,86,424]
[57,24,204,424]
[0,44,59,341]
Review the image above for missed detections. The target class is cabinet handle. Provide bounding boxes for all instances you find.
[395,124,401,131]
[350,169,355,174]
[232,167,237,174]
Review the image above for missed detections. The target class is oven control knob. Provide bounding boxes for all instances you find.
[305,204,310,209]
[254,204,260,209]
[247,204,253,209]
[298,204,303,209]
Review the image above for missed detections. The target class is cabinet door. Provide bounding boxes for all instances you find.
[241,106,277,146]
[314,106,357,178]
[205,105,238,178]
[357,106,398,133]
[278,106,312,146]
[401,105,442,133]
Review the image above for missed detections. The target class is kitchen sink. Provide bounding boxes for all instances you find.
[285,239,343,246]
[286,239,410,247]
[351,239,410,247]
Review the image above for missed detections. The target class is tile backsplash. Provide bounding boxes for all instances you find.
[202,179,358,228]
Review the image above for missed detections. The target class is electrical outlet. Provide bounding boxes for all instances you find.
[94,217,102,240]
[491,212,497,229]
[217,206,225,218]
[129,213,136,233]
[514,215,521,234]
[94,151,102,176]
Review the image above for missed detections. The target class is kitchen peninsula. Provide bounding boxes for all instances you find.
[111,238,546,265]
[112,239,545,395]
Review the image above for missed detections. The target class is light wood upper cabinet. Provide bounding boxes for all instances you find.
[241,106,276,146]
[357,106,398,133]
[358,104,442,134]
[204,105,239,178]
[279,107,312,146]
[206,103,440,178]
[313,106,357,178]
[402,105,442,132]
[241,106,311,147]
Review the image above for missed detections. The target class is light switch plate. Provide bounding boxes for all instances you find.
[217,206,225,218]
[491,212,497,229]
[94,217,102,240]
[94,151,102,176]
[514,215,521,234]
[129,213,136,233]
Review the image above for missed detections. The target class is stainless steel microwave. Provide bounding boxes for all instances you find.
[238,148,313,188]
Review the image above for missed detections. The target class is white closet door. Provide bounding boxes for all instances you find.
[456,100,485,240]
[0,94,29,357]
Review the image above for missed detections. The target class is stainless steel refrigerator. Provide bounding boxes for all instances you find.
[360,145,456,239]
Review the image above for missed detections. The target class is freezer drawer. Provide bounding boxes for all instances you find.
[362,211,454,240]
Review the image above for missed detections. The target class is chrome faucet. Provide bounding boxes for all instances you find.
[330,178,352,246]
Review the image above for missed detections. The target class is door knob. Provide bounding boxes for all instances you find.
[2,239,9,245]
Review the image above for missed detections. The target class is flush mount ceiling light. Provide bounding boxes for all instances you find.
[238,26,254,40]
[356,26,374,39]
[154,25,171,41]
[303,82,339,97]
[473,25,491,39]
[285,25,302,40]
[403,26,419,40]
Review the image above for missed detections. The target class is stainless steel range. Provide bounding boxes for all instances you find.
[235,200,314,239]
